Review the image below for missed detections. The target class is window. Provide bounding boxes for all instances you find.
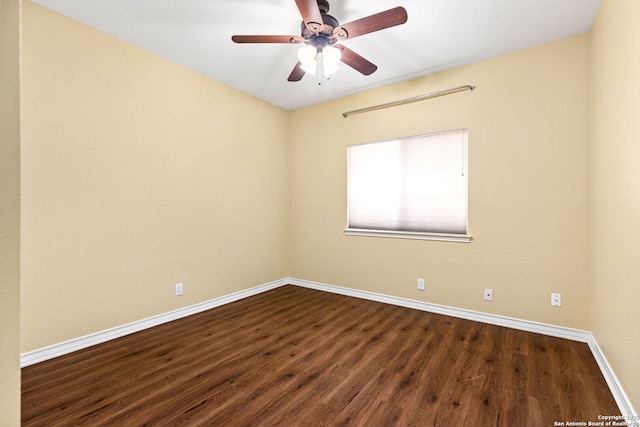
[346,129,470,242]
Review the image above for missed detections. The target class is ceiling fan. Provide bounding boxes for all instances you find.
[231,0,408,82]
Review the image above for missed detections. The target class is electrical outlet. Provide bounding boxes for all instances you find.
[484,288,493,301]
[417,278,425,291]
[551,293,561,307]
[175,283,183,296]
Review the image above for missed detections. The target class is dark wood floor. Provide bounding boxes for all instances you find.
[22,285,620,426]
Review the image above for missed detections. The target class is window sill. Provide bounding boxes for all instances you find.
[344,228,472,243]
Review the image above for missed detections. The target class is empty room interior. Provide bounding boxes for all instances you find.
[2,0,640,425]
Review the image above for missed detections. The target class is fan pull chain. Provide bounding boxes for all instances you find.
[316,50,323,85]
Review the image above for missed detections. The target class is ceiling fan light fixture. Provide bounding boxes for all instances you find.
[300,62,318,76]
[297,44,341,79]
[297,45,318,75]
[322,45,341,75]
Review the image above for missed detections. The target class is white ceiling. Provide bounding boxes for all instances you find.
[31,0,601,111]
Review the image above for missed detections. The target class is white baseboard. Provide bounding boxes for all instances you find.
[21,276,636,418]
[286,277,637,419]
[287,277,593,342]
[20,278,288,368]
[587,337,638,419]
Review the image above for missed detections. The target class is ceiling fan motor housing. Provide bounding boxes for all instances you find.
[300,0,341,47]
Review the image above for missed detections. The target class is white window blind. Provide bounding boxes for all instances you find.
[346,129,469,242]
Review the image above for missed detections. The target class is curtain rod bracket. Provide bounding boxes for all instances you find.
[342,85,475,118]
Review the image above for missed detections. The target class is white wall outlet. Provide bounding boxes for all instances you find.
[417,278,425,291]
[551,293,561,307]
[175,283,183,296]
[484,288,493,301]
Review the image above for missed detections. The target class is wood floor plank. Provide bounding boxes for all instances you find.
[22,285,621,426]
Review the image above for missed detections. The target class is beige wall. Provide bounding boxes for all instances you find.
[290,34,591,330]
[20,2,290,352]
[0,0,22,424]
[590,0,640,410]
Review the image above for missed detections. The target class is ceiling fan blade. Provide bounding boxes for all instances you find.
[232,35,305,44]
[334,6,408,40]
[335,44,377,75]
[295,0,324,32]
[287,61,306,82]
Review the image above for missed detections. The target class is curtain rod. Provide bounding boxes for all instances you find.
[342,85,476,118]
